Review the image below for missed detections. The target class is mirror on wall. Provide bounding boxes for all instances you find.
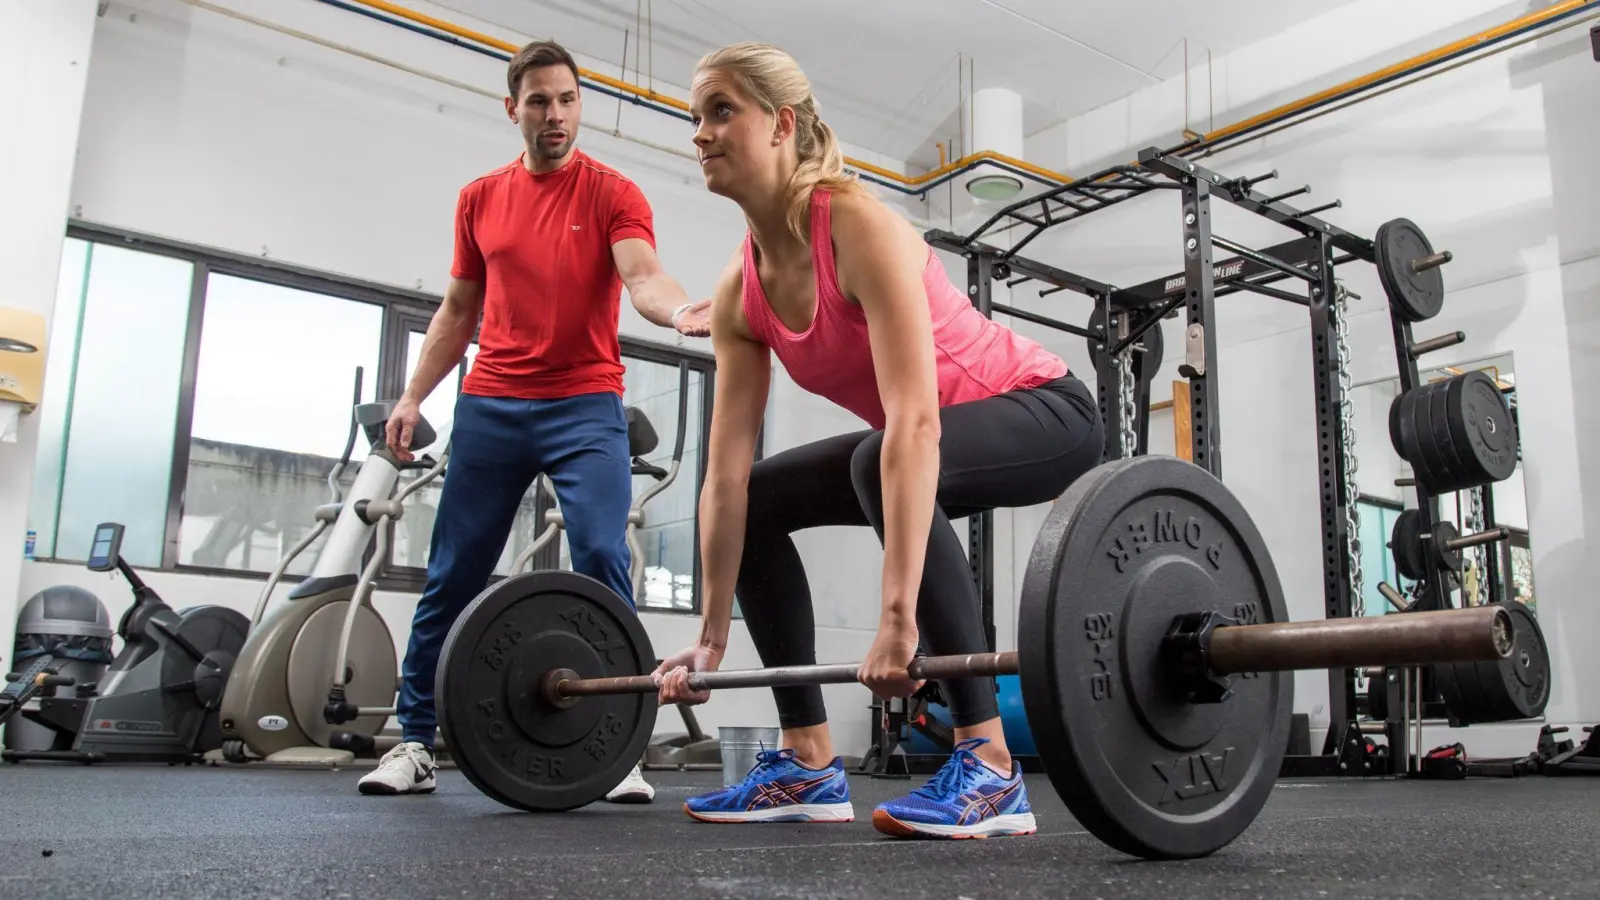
[1347,351,1532,618]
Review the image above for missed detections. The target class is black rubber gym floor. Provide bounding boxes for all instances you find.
[1,764,1596,899]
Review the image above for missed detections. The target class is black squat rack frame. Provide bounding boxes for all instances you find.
[923,145,1527,779]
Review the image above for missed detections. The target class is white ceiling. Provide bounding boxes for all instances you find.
[424,0,1360,165]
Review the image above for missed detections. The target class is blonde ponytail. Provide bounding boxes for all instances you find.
[695,42,867,245]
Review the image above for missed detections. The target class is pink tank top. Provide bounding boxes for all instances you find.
[741,190,1068,430]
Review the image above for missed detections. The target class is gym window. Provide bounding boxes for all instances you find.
[27,222,719,614]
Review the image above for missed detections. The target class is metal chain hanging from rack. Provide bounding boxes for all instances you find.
[1332,281,1365,619]
[1116,349,1137,459]
[1467,486,1489,606]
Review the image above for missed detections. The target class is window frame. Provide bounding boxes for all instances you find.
[45,220,732,613]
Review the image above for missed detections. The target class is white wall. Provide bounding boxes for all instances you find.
[990,0,1600,754]
[0,0,100,690]
[9,0,935,759]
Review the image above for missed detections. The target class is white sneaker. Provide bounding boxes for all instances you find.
[605,764,654,804]
[358,741,437,795]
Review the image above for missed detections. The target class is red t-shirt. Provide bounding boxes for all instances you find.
[452,149,655,399]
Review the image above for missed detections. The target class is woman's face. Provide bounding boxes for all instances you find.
[689,68,789,200]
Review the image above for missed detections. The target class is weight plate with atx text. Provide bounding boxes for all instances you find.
[1389,510,1429,582]
[1375,218,1446,322]
[1445,371,1519,488]
[436,570,658,812]
[1389,387,1446,495]
[1392,373,1518,495]
[1018,454,1292,860]
[1433,601,1550,725]
[1388,509,1462,583]
[1410,377,1478,494]
[1422,377,1475,492]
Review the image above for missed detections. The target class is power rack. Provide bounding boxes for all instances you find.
[922,146,1531,779]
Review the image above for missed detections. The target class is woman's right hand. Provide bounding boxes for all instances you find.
[652,644,724,706]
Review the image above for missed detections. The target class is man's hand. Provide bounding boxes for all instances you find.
[385,397,424,463]
[613,238,701,331]
[673,298,713,337]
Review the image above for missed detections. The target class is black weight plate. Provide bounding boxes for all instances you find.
[437,570,657,812]
[1390,386,1444,494]
[1018,455,1291,860]
[1425,376,1475,492]
[1389,510,1427,582]
[1375,218,1445,323]
[1409,380,1457,495]
[1446,371,1519,487]
[1087,308,1164,386]
[1365,669,1389,721]
[1435,602,1549,724]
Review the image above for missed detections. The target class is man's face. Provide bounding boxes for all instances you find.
[509,65,581,160]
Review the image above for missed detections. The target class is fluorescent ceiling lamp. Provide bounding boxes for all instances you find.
[966,173,1023,201]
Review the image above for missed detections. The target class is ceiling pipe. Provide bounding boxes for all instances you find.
[323,0,1072,195]
[316,0,1599,202]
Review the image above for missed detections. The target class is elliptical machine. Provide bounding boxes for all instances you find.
[217,369,448,765]
[1,523,250,764]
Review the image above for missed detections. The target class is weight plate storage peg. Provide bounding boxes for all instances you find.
[1375,218,1448,322]
[1433,601,1550,725]
[435,570,658,812]
[1017,454,1292,861]
[1087,307,1164,387]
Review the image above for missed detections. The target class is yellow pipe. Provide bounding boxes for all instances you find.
[1201,0,1597,144]
[344,0,1072,187]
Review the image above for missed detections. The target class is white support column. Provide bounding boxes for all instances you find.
[0,0,99,666]
[964,87,1026,203]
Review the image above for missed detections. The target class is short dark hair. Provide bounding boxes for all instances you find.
[507,40,580,99]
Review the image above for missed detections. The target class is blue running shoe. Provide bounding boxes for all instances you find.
[684,748,854,823]
[872,738,1036,839]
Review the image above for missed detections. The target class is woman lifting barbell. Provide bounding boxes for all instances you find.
[652,41,1104,839]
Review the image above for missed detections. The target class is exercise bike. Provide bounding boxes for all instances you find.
[217,369,448,765]
[507,361,719,769]
[1,523,250,764]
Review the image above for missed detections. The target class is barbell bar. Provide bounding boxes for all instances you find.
[547,605,1509,704]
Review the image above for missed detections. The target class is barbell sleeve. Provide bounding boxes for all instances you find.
[1206,605,1510,675]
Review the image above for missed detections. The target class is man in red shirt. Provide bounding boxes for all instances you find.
[358,41,707,802]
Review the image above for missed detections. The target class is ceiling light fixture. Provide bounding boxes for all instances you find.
[966,173,1023,202]
[0,336,39,354]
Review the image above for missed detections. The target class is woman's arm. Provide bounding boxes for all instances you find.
[693,249,771,651]
[831,194,943,644]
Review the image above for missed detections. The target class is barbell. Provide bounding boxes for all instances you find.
[434,455,1513,860]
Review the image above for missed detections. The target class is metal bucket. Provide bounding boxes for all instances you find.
[719,725,781,785]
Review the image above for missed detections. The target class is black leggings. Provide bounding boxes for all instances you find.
[736,374,1105,729]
